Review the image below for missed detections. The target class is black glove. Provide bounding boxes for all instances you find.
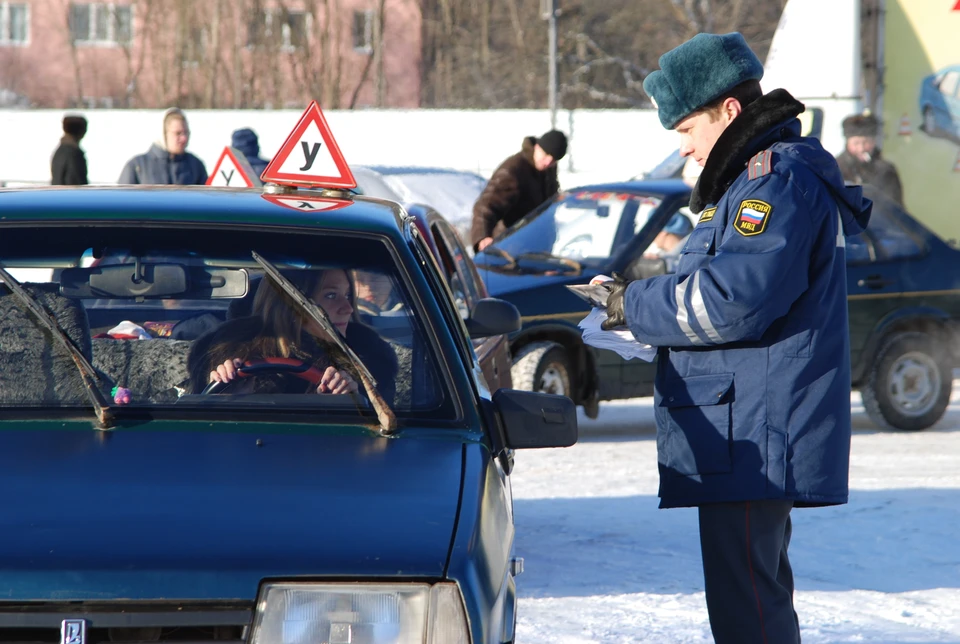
[600,272,631,331]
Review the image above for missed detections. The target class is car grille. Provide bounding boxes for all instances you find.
[0,602,252,644]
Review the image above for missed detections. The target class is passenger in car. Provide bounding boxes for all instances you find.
[188,269,398,399]
[353,269,404,316]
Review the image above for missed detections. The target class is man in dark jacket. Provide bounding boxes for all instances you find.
[600,33,871,643]
[51,115,89,185]
[118,108,207,185]
[230,128,269,178]
[470,129,567,252]
[835,112,904,206]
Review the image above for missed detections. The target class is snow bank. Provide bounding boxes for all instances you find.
[0,108,679,188]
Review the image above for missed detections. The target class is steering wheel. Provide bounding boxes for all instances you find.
[201,357,325,394]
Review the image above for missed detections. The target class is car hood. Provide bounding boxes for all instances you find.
[0,423,464,600]
[480,268,590,316]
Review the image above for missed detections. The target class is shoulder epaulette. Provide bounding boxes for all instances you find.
[747,150,773,180]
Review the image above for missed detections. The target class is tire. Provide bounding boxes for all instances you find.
[923,107,937,136]
[511,341,572,398]
[861,331,952,431]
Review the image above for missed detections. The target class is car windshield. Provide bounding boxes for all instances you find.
[482,189,663,267]
[0,225,453,422]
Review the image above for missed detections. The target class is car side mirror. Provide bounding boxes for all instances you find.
[465,298,521,338]
[490,388,577,449]
[623,257,668,281]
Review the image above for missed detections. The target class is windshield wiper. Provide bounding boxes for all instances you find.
[251,251,398,435]
[514,251,583,273]
[0,266,114,429]
[478,245,517,270]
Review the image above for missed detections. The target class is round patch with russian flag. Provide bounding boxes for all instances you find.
[734,199,772,236]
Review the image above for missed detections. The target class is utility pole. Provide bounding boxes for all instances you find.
[541,0,558,128]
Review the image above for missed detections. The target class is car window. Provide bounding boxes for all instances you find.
[941,71,960,96]
[0,225,455,421]
[431,222,472,319]
[861,199,924,261]
[491,190,662,264]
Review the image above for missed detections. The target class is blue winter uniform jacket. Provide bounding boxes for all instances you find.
[623,92,872,509]
[118,144,208,186]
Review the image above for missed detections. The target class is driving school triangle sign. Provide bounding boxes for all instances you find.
[206,147,262,187]
[260,100,356,189]
[261,193,351,212]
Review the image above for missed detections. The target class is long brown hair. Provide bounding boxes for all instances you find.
[247,269,355,359]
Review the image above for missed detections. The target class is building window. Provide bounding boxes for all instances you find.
[69,3,132,46]
[248,9,309,50]
[182,26,205,66]
[352,10,374,53]
[0,3,28,45]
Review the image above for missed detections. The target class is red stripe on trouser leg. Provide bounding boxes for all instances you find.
[745,501,769,644]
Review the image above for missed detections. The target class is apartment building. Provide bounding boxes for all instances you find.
[0,0,421,109]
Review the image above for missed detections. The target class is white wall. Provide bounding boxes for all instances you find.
[0,108,680,188]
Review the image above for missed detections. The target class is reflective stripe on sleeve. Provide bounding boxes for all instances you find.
[836,210,845,248]
[675,276,706,345]
[690,271,723,343]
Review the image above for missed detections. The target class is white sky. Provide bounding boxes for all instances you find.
[510,392,960,643]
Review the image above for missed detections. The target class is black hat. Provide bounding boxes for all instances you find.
[537,130,568,160]
[842,113,879,138]
[62,115,87,138]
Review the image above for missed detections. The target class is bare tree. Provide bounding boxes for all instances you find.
[419,0,787,109]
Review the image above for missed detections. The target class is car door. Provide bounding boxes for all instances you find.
[845,196,927,371]
[431,217,511,391]
[606,193,693,398]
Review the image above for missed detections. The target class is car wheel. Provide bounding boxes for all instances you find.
[923,107,937,135]
[861,331,952,431]
[511,341,572,398]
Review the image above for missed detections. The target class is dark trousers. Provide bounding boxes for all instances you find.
[698,500,800,644]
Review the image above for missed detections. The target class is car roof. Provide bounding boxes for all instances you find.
[359,165,486,180]
[0,185,407,233]
[564,178,692,196]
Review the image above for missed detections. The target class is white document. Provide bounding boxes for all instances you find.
[578,308,657,362]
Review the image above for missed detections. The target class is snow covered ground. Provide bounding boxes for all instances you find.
[510,391,960,643]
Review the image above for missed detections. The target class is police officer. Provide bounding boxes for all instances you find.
[836,112,904,206]
[600,33,872,643]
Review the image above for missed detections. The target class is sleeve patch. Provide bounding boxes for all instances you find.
[733,199,772,236]
[698,207,717,224]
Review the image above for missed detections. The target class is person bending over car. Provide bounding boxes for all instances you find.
[188,268,397,399]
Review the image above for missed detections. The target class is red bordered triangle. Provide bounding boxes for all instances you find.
[206,147,262,187]
[260,101,356,189]
[260,193,351,213]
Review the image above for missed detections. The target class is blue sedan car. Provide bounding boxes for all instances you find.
[0,185,577,643]
[919,64,960,144]
[475,179,960,431]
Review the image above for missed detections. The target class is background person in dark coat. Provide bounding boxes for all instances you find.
[230,128,269,178]
[118,108,208,185]
[470,129,567,252]
[51,115,89,185]
[835,112,904,206]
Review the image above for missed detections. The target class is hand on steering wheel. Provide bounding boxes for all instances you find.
[202,358,357,395]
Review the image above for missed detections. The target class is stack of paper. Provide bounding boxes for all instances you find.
[578,308,657,362]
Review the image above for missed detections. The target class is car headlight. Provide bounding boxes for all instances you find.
[250,582,471,644]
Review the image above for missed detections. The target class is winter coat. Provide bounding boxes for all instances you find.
[50,136,88,185]
[118,143,208,186]
[621,90,872,510]
[231,128,269,177]
[835,150,903,207]
[470,136,560,251]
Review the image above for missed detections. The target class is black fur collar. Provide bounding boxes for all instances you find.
[690,89,805,212]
